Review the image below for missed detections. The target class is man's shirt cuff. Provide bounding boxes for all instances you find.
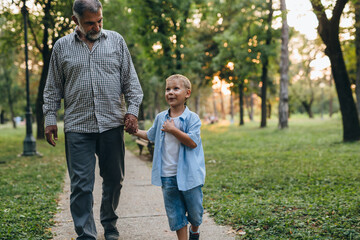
[45,114,57,127]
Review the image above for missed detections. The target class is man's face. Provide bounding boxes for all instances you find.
[74,9,103,41]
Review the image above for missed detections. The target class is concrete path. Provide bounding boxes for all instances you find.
[52,150,236,240]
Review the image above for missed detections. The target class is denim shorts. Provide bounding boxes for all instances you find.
[161,176,203,231]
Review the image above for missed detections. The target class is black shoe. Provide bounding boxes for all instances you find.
[104,231,119,240]
[189,229,200,240]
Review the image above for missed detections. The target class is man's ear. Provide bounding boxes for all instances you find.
[72,15,79,25]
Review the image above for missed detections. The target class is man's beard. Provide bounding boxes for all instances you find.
[78,24,102,41]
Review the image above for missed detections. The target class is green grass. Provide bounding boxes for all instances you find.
[201,116,360,239]
[0,124,66,240]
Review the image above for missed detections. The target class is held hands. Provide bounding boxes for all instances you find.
[124,114,138,134]
[45,125,58,147]
[161,119,176,133]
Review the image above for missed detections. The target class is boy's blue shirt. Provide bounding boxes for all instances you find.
[147,106,206,191]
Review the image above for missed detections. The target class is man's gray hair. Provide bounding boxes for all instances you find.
[73,0,102,19]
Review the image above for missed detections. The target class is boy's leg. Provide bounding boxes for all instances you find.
[182,185,204,230]
[161,176,189,232]
[176,225,188,240]
[65,132,97,240]
[97,126,125,235]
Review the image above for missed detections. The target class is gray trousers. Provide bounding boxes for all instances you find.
[65,126,125,240]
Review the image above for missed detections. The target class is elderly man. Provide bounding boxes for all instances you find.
[43,0,143,239]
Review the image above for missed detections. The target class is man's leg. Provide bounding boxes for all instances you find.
[65,133,98,240]
[97,126,125,234]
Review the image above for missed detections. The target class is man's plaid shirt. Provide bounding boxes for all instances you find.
[43,29,143,133]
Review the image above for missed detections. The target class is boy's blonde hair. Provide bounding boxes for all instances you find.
[166,74,192,90]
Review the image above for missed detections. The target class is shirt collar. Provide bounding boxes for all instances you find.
[165,106,190,120]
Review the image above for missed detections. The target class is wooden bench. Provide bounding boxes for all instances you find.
[135,138,154,157]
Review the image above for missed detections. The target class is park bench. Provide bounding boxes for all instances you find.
[134,120,154,158]
[135,137,154,157]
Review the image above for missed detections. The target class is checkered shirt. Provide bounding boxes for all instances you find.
[43,29,143,133]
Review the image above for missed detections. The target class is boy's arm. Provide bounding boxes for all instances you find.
[133,129,149,141]
[162,119,197,149]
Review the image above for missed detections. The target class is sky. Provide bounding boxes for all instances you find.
[286,0,318,40]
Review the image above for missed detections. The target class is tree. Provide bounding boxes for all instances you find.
[210,0,274,126]
[0,8,25,128]
[260,0,273,128]
[0,52,22,128]
[354,0,360,119]
[2,0,74,139]
[130,0,196,114]
[310,0,360,141]
[278,0,289,129]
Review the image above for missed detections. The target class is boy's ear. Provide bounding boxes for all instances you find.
[186,89,191,98]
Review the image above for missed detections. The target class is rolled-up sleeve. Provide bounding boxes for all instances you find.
[43,44,64,127]
[147,115,159,142]
[119,38,143,117]
[186,114,202,146]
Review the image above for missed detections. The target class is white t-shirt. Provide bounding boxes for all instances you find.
[161,117,181,177]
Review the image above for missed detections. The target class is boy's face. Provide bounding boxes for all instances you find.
[165,79,191,108]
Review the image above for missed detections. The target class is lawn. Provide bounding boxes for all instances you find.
[0,124,66,239]
[1,115,359,239]
[201,116,360,239]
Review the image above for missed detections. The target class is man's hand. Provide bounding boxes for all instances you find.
[45,125,58,147]
[124,114,138,134]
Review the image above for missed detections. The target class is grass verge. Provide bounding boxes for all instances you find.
[0,124,66,240]
[202,116,360,239]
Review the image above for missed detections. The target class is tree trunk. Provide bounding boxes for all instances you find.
[301,101,314,118]
[138,103,145,121]
[355,0,360,120]
[36,50,50,139]
[328,40,360,140]
[4,68,16,128]
[249,94,254,121]
[219,88,226,119]
[329,74,333,117]
[230,92,234,124]
[267,101,272,118]
[0,110,4,124]
[239,83,244,125]
[278,0,289,129]
[212,92,218,118]
[35,1,52,140]
[260,0,273,128]
[311,0,360,141]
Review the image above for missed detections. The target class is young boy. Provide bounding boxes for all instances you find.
[133,74,205,240]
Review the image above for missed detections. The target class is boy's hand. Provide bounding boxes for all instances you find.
[161,119,176,133]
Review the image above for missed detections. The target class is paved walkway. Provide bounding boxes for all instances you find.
[52,150,236,240]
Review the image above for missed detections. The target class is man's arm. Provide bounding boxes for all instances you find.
[43,44,63,146]
[119,36,143,134]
